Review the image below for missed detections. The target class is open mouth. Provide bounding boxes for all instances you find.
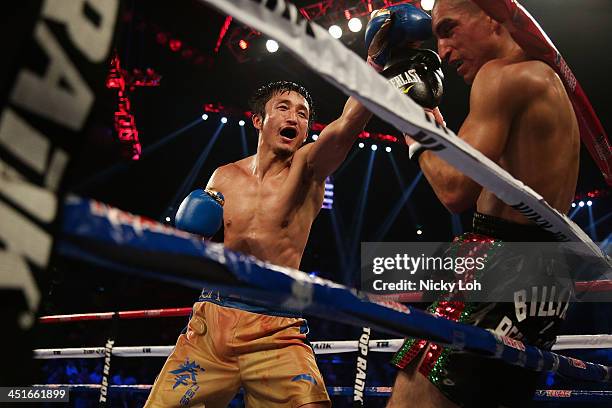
[280,127,298,140]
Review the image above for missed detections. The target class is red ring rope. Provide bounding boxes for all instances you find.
[39,280,612,323]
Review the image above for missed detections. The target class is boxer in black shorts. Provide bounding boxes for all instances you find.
[384,0,580,407]
[391,212,573,407]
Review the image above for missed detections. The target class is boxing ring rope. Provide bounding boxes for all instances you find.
[31,384,612,402]
[55,197,612,386]
[37,303,612,357]
[38,197,611,404]
[38,279,612,324]
[31,333,612,359]
[38,307,194,323]
[37,274,612,324]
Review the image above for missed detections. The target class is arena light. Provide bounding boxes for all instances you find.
[571,202,576,208]
[312,134,319,140]
[385,146,392,153]
[323,178,334,210]
[169,38,182,52]
[421,0,435,11]
[266,39,279,53]
[238,120,245,126]
[328,25,342,39]
[165,216,171,222]
[587,200,593,207]
[416,229,423,235]
[579,201,585,207]
[201,113,208,120]
[214,16,233,53]
[238,39,248,50]
[371,144,378,151]
[358,142,365,148]
[221,117,228,123]
[348,17,362,33]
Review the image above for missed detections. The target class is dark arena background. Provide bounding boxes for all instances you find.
[1,0,611,407]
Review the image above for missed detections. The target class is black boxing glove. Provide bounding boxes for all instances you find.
[381,47,444,109]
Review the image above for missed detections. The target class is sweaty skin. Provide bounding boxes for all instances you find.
[207,91,370,270]
[390,1,580,408]
[416,0,579,223]
[203,91,370,408]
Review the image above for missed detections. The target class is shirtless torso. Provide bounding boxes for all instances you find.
[146,82,372,408]
[475,59,579,223]
[207,148,324,270]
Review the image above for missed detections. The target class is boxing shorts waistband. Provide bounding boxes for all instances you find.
[472,211,560,242]
[198,288,303,318]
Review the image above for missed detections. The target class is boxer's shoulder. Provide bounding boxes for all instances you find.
[478,58,557,90]
[472,58,557,110]
[208,158,252,189]
[223,157,253,176]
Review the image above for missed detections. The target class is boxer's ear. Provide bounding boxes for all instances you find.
[252,113,263,130]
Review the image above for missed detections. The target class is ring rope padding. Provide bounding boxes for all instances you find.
[32,333,612,359]
[56,197,612,384]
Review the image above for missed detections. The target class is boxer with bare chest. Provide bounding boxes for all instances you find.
[146,81,371,407]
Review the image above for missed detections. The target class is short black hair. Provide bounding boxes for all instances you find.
[248,81,315,128]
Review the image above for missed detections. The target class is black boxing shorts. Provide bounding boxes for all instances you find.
[391,212,572,408]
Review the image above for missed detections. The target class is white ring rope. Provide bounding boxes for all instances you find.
[32,334,612,359]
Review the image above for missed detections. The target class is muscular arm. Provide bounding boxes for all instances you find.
[416,61,533,213]
[305,97,372,181]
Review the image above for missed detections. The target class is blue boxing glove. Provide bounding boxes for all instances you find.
[175,189,224,238]
[365,4,432,71]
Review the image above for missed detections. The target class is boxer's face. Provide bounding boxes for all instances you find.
[432,1,497,84]
[253,90,310,157]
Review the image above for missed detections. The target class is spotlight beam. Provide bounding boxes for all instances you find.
[593,211,612,228]
[588,204,597,241]
[388,153,421,225]
[329,207,349,276]
[372,171,423,242]
[333,145,360,177]
[71,116,205,192]
[162,122,226,221]
[389,152,407,190]
[569,205,581,220]
[346,150,376,280]
[239,125,249,157]
[143,117,205,156]
[600,233,611,251]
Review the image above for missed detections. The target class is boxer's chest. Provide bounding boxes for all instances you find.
[222,172,307,234]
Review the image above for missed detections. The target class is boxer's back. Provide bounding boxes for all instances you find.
[476,60,580,223]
